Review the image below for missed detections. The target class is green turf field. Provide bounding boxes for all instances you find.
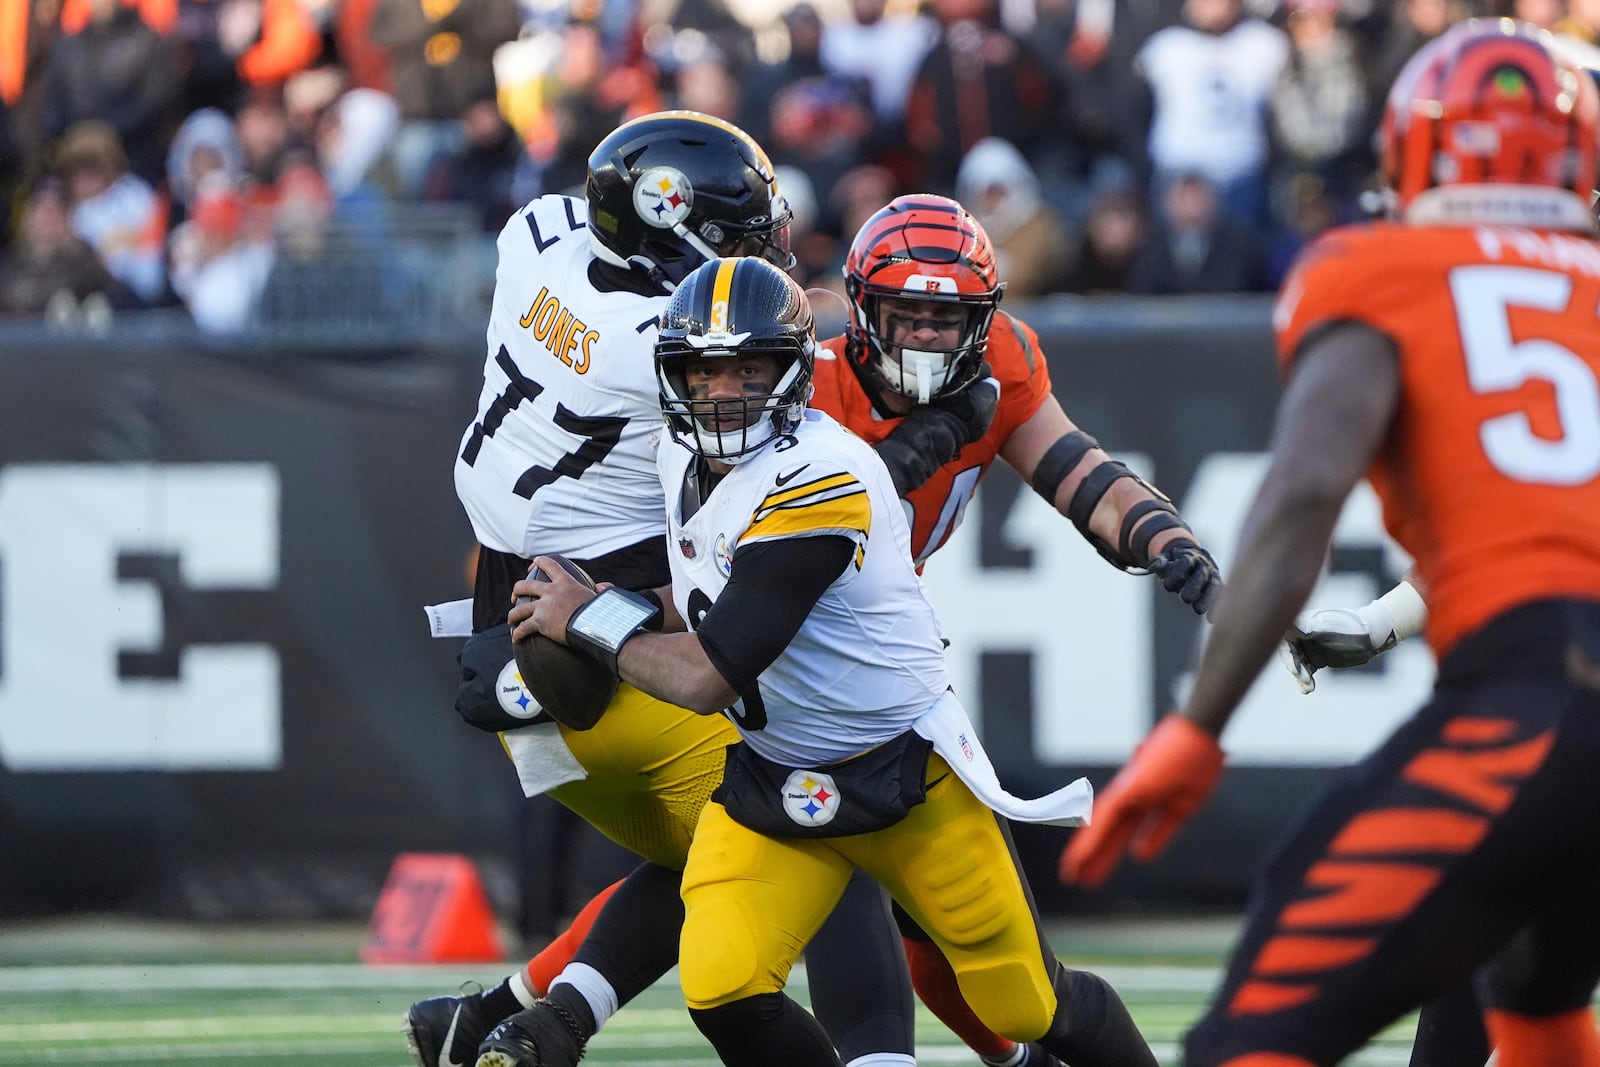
[0,917,1428,1065]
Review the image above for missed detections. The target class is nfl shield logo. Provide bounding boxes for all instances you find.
[679,538,696,559]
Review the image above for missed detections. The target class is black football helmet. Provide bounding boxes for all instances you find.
[586,111,795,290]
[657,257,815,463]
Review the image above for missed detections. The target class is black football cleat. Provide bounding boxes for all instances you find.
[404,987,492,1067]
[474,999,587,1067]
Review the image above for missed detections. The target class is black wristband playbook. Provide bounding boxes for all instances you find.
[566,588,663,674]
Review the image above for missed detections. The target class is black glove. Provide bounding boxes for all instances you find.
[1149,539,1222,616]
[929,365,998,446]
[873,370,999,496]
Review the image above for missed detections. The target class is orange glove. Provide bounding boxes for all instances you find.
[1059,714,1225,887]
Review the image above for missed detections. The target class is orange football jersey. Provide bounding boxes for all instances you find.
[813,311,1054,565]
[1275,222,1600,658]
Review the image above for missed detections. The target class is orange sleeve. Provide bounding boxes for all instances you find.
[237,0,323,86]
[1,0,25,105]
[988,311,1053,436]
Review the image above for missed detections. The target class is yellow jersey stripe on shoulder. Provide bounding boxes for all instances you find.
[755,472,860,519]
[740,486,871,545]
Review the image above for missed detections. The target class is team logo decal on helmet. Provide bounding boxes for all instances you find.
[783,769,840,828]
[635,167,694,229]
[586,110,796,289]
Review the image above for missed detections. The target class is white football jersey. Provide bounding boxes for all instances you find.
[659,408,950,767]
[455,195,669,559]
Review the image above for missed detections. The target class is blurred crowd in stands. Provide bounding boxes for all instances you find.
[0,0,1592,332]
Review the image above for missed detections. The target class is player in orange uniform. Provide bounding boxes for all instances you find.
[408,195,1220,1067]
[815,194,1223,598]
[1061,19,1600,1067]
[805,192,1221,1067]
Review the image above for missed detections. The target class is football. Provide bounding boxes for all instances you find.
[513,556,619,731]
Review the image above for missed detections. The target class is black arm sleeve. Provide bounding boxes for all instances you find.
[695,535,857,695]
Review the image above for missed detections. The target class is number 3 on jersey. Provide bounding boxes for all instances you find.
[1451,265,1600,485]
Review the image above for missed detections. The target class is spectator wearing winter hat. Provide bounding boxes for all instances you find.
[955,136,1074,298]
[54,119,167,303]
[165,107,246,229]
[0,173,135,318]
[167,169,273,333]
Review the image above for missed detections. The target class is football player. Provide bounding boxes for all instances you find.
[422,110,926,1067]
[418,193,1225,1067]
[808,192,1222,1065]
[510,254,1161,1067]
[1061,20,1600,1067]
[422,191,1226,1067]
[817,193,1221,601]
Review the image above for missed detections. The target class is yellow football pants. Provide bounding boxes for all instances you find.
[678,754,1060,1042]
[542,683,737,870]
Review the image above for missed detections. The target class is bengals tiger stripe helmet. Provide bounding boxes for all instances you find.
[843,195,1003,406]
[1381,19,1599,222]
[656,257,816,463]
[586,111,795,290]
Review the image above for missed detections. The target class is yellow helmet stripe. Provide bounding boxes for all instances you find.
[709,257,738,334]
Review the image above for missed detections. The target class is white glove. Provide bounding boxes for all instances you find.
[1279,581,1427,695]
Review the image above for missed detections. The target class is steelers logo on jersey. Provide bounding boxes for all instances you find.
[714,532,733,577]
[634,166,694,230]
[495,658,542,719]
[783,769,840,828]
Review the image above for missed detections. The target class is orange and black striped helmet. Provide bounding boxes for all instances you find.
[1381,19,1599,217]
[843,194,1003,405]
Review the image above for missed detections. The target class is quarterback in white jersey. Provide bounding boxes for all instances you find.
[511,257,1155,1067]
[660,404,948,767]
[415,115,941,1067]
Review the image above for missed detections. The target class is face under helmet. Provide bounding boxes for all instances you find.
[843,194,1004,405]
[586,111,796,291]
[656,257,816,464]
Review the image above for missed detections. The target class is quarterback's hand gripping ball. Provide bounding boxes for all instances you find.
[510,556,618,731]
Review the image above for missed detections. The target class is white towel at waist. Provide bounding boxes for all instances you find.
[424,598,588,795]
[500,722,588,796]
[424,598,474,638]
[913,690,1092,827]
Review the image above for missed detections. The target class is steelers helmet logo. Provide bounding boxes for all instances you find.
[496,658,542,719]
[783,769,840,828]
[634,166,694,229]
